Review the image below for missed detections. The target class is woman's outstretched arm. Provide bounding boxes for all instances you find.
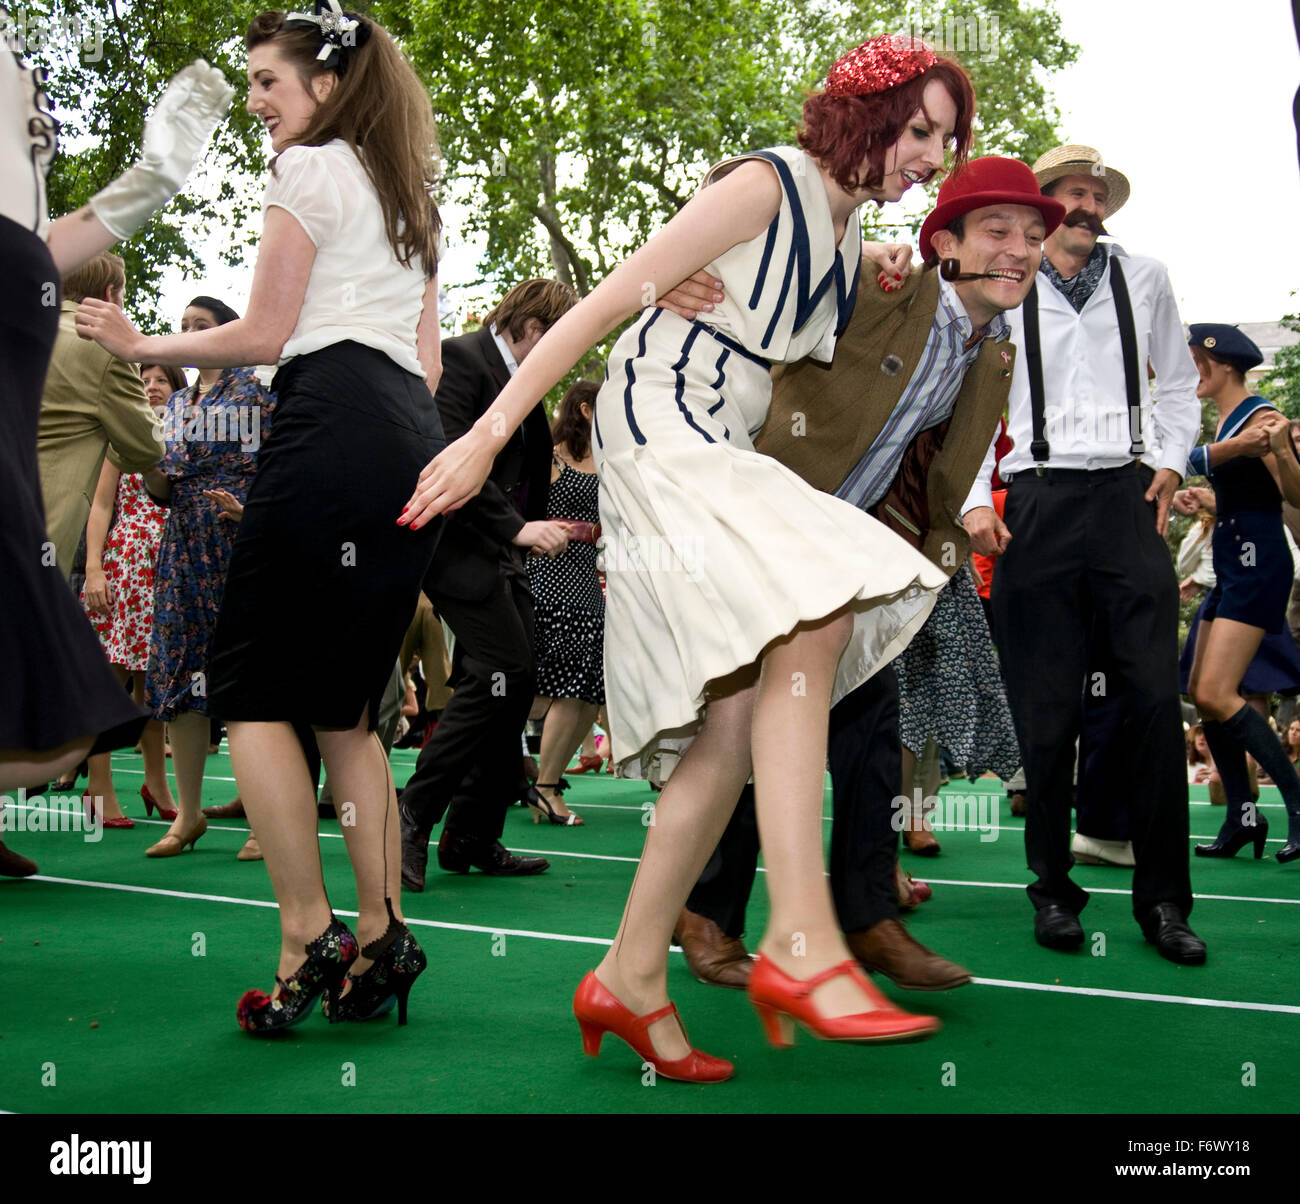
[399,160,784,529]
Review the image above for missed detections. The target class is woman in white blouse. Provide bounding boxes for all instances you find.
[78,4,445,1033]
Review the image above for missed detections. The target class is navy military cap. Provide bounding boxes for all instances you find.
[1187,323,1263,373]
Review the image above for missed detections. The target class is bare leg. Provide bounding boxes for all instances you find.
[133,674,175,810]
[227,719,332,982]
[751,609,891,1020]
[0,737,93,792]
[314,711,404,976]
[594,668,759,1059]
[536,696,599,820]
[159,710,209,839]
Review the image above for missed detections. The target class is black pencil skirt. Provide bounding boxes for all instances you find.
[207,341,444,730]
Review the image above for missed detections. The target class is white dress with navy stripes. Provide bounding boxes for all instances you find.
[592,146,946,775]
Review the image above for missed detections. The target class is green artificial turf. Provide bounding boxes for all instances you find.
[1,752,1297,1113]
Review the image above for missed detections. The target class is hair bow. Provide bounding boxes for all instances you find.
[284,0,366,69]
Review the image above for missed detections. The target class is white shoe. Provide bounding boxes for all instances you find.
[1071,832,1135,867]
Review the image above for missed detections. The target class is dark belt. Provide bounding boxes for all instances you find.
[1010,461,1140,484]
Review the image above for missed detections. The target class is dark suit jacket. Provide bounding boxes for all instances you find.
[426,326,554,601]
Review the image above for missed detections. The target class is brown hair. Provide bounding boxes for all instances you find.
[798,59,975,194]
[551,380,598,463]
[482,279,579,341]
[1187,723,1209,767]
[140,363,188,394]
[63,252,125,304]
[246,11,441,276]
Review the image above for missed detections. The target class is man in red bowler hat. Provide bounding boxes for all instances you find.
[656,156,1061,993]
[959,144,1206,965]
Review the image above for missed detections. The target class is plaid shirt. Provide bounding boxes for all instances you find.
[835,275,1010,511]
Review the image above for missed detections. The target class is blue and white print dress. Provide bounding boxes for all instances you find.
[591,146,946,771]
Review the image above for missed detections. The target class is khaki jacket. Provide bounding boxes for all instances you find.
[37,302,164,579]
[755,260,1015,573]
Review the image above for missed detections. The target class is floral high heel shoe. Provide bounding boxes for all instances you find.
[237,917,358,1034]
[321,899,426,1026]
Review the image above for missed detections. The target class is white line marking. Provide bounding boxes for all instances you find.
[21,876,1300,1015]
[11,804,1299,904]
[971,977,1300,1015]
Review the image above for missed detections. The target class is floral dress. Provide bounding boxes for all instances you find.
[145,368,275,720]
[81,473,166,671]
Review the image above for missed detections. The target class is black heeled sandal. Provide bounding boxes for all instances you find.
[322,898,426,1026]
[237,916,358,1034]
[529,780,584,826]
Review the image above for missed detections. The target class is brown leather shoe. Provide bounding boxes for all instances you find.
[846,920,971,991]
[672,907,753,989]
[202,796,246,819]
[0,840,38,877]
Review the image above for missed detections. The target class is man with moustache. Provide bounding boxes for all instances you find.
[961,145,1206,963]
[658,158,1061,992]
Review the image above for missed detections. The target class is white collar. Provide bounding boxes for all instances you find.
[490,324,519,376]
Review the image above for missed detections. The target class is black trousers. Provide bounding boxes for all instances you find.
[398,570,535,846]
[992,463,1191,920]
[1076,625,1133,841]
[685,665,902,938]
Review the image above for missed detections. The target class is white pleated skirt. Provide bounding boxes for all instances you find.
[591,309,945,776]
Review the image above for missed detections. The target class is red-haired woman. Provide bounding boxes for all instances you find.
[402,36,975,1080]
[78,2,445,1031]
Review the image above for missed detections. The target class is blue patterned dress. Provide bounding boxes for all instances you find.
[145,368,276,719]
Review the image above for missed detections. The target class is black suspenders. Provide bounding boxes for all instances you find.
[1024,254,1145,469]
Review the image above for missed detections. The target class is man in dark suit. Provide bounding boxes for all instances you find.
[399,279,578,887]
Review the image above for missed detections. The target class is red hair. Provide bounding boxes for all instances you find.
[798,59,975,194]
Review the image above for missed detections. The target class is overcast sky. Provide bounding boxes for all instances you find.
[156,0,1300,330]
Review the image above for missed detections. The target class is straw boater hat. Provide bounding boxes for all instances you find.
[1031,144,1130,219]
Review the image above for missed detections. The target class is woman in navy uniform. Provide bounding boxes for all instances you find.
[1179,324,1300,862]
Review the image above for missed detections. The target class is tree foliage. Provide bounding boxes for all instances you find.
[378,0,1079,319]
[18,0,266,329]
[26,0,1079,335]
[1260,308,1300,418]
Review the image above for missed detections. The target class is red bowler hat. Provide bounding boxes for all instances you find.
[918,156,1065,261]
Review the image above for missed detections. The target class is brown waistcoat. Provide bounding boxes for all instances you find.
[754,258,1015,574]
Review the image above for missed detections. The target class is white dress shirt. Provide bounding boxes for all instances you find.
[490,324,520,377]
[961,242,1200,514]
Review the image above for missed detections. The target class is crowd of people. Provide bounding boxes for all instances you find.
[4,4,1298,1084]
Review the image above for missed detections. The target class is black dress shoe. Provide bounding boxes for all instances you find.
[1140,903,1206,965]
[436,832,549,876]
[399,802,429,893]
[1034,904,1084,950]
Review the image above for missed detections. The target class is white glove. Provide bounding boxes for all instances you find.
[89,59,234,241]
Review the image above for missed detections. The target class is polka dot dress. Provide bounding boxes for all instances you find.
[527,461,605,704]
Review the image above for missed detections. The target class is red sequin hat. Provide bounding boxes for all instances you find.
[823,33,938,98]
